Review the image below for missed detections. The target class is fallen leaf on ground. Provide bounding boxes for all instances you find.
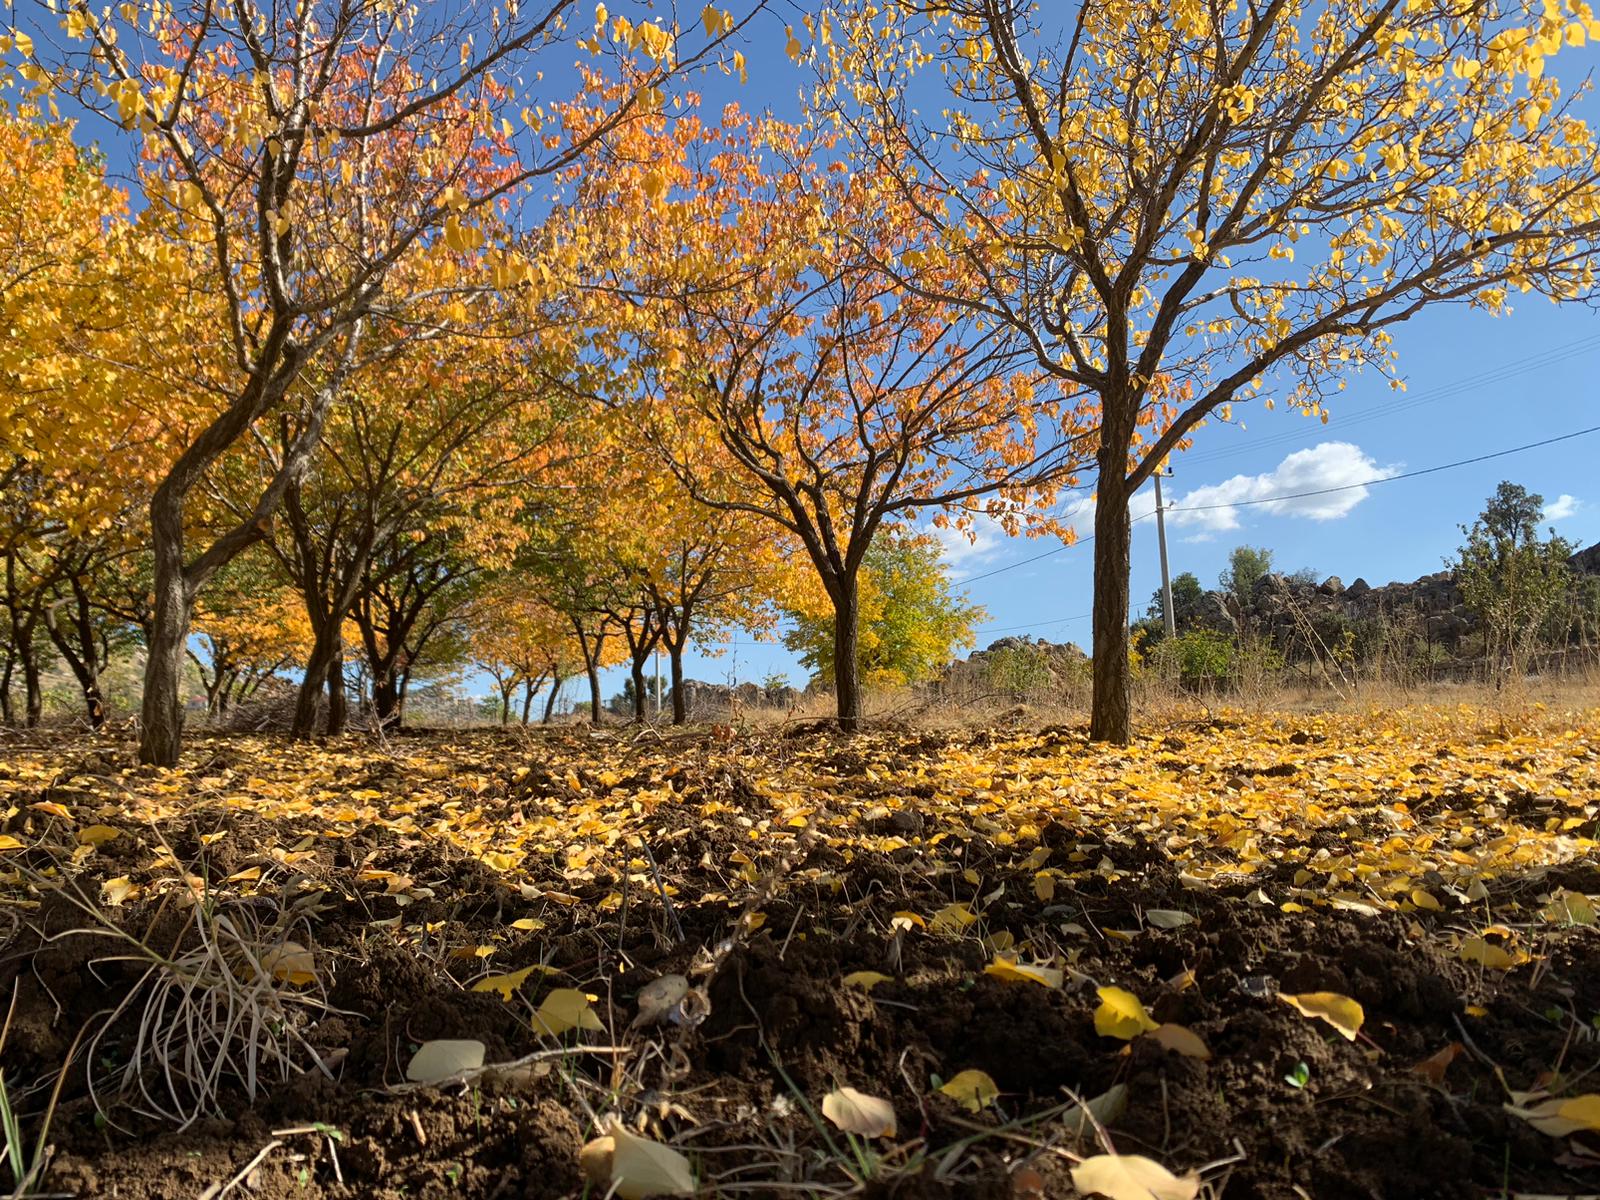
[985,958,1063,988]
[1459,935,1527,970]
[1278,991,1364,1040]
[1412,1043,1463,1084]
[262,941,316,986]
[939,1069,1000,1112]
[1149,1023,1211,1059]
[581,1120,696,1199]
[1505,1094,1600,1138]
[531,988,605,1037]
[1144,909,1194,929]
[405,1039,485,1083]
[473,964,545,1001]
[1070,1152,1200,1200]
[842,971,893,992]
[821,1087,896,1137]
[1095,986,1159,1039]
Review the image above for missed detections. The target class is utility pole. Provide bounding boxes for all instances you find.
[1154,466,1176,639]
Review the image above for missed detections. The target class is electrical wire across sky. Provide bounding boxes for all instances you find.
[961,423,1600,635]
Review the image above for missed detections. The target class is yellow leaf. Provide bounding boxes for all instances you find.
[1071,1153,1200,1200]
[31,801,72,819]
[263,941,316,986]
[929,902,977,935]
[480,850,522,872]
[0,835,25,852]
[939,1069,1000,1112]
[1459,936,1525,970]
[985,958,1062,988]
[583,1120,697,1199]
[1504,1093,1600,1138]
[890,911,924,930]
[820,1086,896,1137]
[842,971,893,992]
[1278,991,1364,1040]
[1410,889,1441,912]
[1095,987,1160,1040]
[1034,871,1055,901]
[102,876,139,905]
[531,988,605,1037]
[473,964,545,1000]
[642,170,667,203]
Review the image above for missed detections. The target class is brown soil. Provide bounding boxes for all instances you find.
[0,725,1597,1199]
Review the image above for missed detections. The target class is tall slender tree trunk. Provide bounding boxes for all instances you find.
[46,581,107,728]
[520,679,536,725]
[141,505,190,762]
[0,650,13,725]
[1089,448,1134,744]
[542,674,562,724]
[21,643,42,727]
[586,663,603,725]
[325,648,347,735]
[832,575,862,732]
[670,644,686,724]
[630,660,649,723]
[293,620,343,740]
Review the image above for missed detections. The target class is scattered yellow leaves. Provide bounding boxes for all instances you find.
[473,964,556,1001]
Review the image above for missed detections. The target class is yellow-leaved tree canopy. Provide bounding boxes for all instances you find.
[812,0,1600,741]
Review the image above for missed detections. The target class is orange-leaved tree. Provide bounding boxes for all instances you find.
[4,0,755,762]
[568,104,1090,729]
[812,0,1600,741]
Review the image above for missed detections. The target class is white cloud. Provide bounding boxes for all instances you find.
[1164,442,1397,532]
[932,515,1010,577]
[1545,494,1581,522]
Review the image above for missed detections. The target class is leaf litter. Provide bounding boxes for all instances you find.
[0,708,1596,1197]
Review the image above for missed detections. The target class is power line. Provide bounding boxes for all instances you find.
[1169,424,1600,515]
[1182,333,1600,467]
[958,423,1600,590]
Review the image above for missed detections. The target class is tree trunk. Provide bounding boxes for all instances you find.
[373,676,401,728]
[586,661,603,725]
[325,648,347,735]
[293,621,343,740]
[500,686,512,725]
[542,675,562,724]
[1089,464,1134,744]
[832,576,862,732]
[630,660,648,723]
[21,640,42,727]
[0,650,13,725]
[520,679,536,725]
[140,519,190,764]
[670,644,686,725]
[45,581,107,728]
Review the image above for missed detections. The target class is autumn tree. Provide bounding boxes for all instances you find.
[814,0,1600,741]
[5,0,753,763]
[782,529,984,689]
[189,564,312,717]
[571,107,1086,729]
[470,586,580,725]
